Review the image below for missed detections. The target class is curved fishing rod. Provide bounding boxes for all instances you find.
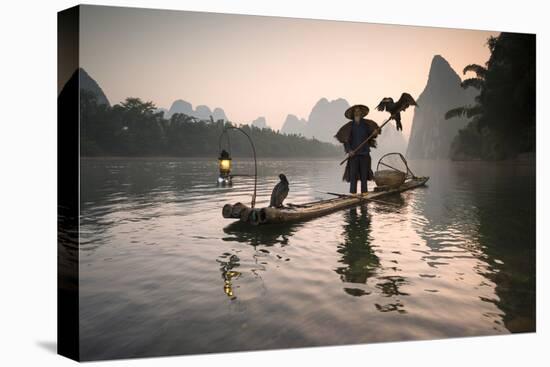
[219,125,258,208]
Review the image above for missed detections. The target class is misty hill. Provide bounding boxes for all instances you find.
[212,108,228,121]
[281,98,349,141]
[281,114,307,136]
[167,99,228,121]
[168,99,193,116]
[307,98,350,142]
[407,55,478,159]
[79,68,110,106]
[251,116,268,129]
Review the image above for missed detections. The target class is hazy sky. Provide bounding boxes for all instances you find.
[80,5,497,137]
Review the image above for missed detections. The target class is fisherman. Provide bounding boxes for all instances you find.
[335,105,380,194]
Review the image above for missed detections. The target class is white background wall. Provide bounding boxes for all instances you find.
[0,0,547,366]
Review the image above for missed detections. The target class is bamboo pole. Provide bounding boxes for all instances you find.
[316,191,401,207]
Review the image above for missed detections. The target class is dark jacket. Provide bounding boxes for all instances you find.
[335,119,380,182]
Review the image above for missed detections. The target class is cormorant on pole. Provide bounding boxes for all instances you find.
[375,92,418,131]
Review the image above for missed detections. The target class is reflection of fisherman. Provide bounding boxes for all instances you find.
[335,105,380,193]
[335,206,379,286]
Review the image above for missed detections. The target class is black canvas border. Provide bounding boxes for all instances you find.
[57,5,80,361]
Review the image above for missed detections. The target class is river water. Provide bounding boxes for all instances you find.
[77,157,535,360]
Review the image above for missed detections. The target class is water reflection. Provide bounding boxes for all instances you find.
[335,206,378,288]
[411,160,536,332]
[217,252,241,300]
[219,222,299,301]
[222,221,301,247]
[374,275,409,314]
[464,163,536,332]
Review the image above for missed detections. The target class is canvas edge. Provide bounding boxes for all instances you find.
[57,4,81,362]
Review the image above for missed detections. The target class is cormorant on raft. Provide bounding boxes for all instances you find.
[270,174,289,208]
[375,93,418,131]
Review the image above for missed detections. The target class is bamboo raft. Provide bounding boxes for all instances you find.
[222,176,429,225]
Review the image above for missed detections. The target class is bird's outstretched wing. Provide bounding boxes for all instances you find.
[376,98,394,112]
[396,93,418,112]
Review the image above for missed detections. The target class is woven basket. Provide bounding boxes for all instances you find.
[374,170,406,188]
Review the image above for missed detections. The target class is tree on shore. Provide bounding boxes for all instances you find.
[80,97,341,158]
[445,33,535,160]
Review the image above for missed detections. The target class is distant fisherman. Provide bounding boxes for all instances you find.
[335,105,380,194]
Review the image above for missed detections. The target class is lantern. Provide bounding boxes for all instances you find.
[218,149,232,182]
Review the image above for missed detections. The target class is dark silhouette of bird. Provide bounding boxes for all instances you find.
[375,93,418,131]
[270,174,289,208]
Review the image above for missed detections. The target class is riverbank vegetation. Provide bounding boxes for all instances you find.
[80,95,341,158]
[446,32,535,160]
